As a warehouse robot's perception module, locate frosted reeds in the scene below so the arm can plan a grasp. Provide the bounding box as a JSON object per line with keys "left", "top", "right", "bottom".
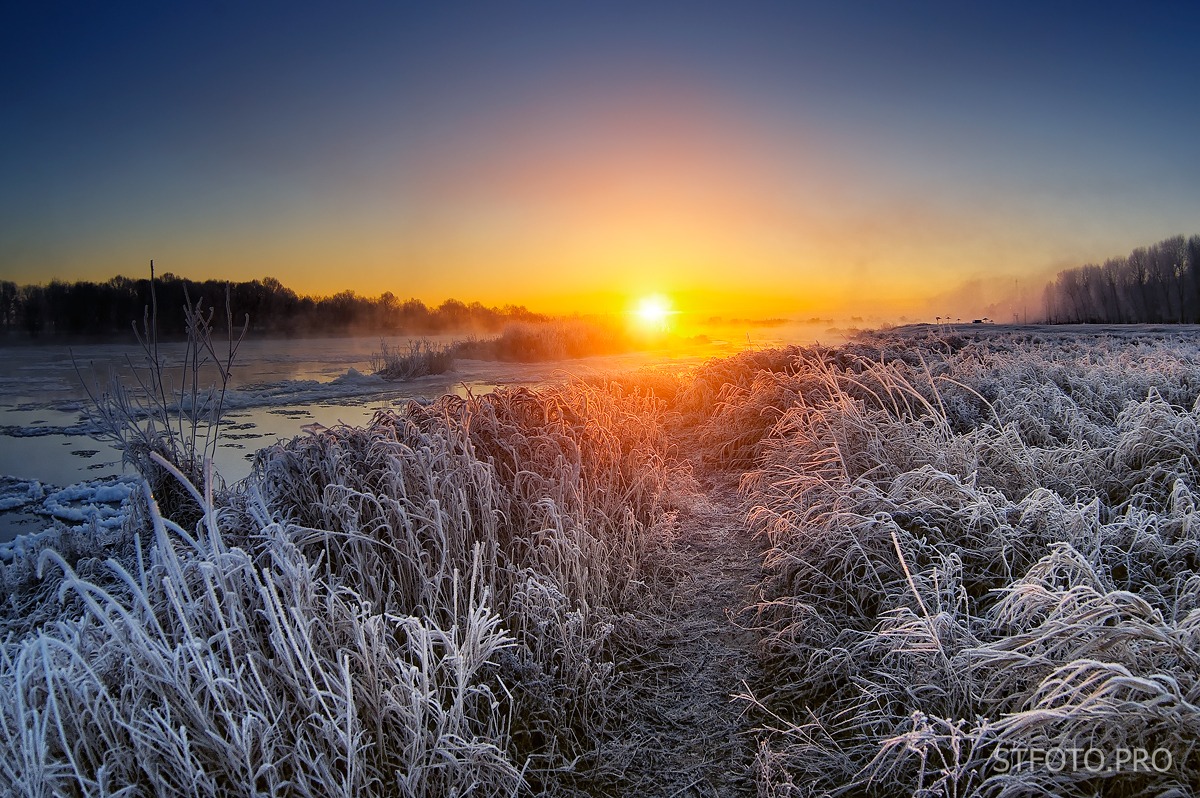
{"left": 734, "top": 327, "right": 1200, "bottom": 796}
{"left": 1, "top": 379, "right": 691, "bottom": 796}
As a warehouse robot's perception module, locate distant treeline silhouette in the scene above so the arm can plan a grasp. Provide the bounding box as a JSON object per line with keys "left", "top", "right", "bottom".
{"left": 0, "top": 273, "right": 547, "bottom": 338}
{"left": 1043, "top": 234, "right": 1200, "bottom": 324}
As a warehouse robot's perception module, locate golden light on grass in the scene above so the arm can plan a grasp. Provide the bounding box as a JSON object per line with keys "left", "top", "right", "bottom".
{"left": 633, "top": 294, "right": 673, "bottom": 332}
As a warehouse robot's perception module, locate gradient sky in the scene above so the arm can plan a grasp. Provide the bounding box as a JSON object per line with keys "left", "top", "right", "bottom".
{"left": 3, "top": 1, "right": 1198, "bottom": 319}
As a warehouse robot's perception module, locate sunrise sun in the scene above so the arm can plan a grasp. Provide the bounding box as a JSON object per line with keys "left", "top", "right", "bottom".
{"left": 634, "top": 294, "right": 673, "bottom": 331}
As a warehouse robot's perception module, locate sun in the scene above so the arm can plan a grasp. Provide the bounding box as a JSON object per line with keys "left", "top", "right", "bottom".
{"left": 634, "top": 294, "right": 673, "bottom": 331}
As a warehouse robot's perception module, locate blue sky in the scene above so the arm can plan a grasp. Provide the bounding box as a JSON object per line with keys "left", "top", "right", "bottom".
{"left": 3, "top": 1, "right": 1198, "bottom": 317}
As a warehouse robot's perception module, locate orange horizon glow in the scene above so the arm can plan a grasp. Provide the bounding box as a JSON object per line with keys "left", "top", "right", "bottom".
{"left": 0, "top": 83, "right": 1132, "bottom": 324}
{"left": 0, "top": 79, "right": 1154, "bottom": 327}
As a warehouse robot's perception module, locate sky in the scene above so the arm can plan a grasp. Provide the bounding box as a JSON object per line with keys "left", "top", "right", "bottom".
{"left": 2, "top": 1, "right": 1199, "bottom": 320}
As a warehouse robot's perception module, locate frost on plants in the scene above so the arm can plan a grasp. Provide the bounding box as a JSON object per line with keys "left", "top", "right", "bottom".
{"left": 6, "top": 325, "right": 1200, "bottom": 797}
{"left": 1, "top": 375, "right": 692, "bottom": 796}
{"left": 77, "top": 268, "right": 247, "bottom": 524}
{"left": 738, "top": 328, "right": 1200, "bottom": 797}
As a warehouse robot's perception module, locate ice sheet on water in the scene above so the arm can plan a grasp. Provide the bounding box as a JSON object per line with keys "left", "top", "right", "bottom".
{"left": 219, "top": 368, "right": 399, "bottom": 410}
{"left": 0, "top": 474, "right": 139, "bottom": 547}
{"left": 0, "top": 368, "right": 408, "bottom": 441}
{"left": 0, "top": 477, "right": 46, "bottom": 511}
{"left": 0, "top": 420, "right": 98, "bottom": 438}
{"left": 44, "top": 476, "right": 137, "bottom": 528}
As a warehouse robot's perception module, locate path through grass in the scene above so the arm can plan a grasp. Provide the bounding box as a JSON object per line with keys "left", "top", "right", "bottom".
{"left": 608, "top": 454, "right": 764, "bottom": 797}
{"left": 658, "top": 474, "right": 763, "bottom": 796}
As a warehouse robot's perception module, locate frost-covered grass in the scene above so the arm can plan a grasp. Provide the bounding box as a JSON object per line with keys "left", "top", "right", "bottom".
{"left": 0, "top": 380, "right": 690, "bottom": 796}
{"left": 368, "top": 320, "right": 640, "bottom": 381}
{"left": 368, "top": 338, "right": 456, "bottom": 379}
{"left": 78, "top": 282, "right": 246, "bottom": 526}
{"left": 456, "top": 319, "right": 638, "bottom": 362}
{"left": 729, "top": 327, "right": 1200, "bottom": 796}
{"left": 6, "top": 324, "right": 1200, "bottom": 796}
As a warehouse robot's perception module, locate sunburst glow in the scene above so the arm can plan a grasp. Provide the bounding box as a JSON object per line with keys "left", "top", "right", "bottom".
{"left": 634, "top": 295, "right": 673, "bottom": 331}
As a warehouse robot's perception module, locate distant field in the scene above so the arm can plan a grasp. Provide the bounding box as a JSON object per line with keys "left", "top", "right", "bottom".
{"left": 3, "top": 325, "right": 1199, "bottom": 796}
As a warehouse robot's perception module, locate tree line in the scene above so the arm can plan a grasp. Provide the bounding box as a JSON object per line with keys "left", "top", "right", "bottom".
{"left": 1043, "top": 234, "right": 1200, "bottom": 324}
{"left": 0, "top": 273, "right": 547, "bottom": 338}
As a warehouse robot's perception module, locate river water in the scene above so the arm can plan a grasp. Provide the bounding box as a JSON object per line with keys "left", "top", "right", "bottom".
{"left": 0, "top": 323, "right": 847, "bottom": 541}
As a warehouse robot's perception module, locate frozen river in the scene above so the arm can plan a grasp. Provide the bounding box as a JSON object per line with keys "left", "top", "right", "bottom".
{"left": 1, "top": 334, "right": 488, "bottom": 487}
{"left": 0, "top": 324, "right": 843, "bottom": 541}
